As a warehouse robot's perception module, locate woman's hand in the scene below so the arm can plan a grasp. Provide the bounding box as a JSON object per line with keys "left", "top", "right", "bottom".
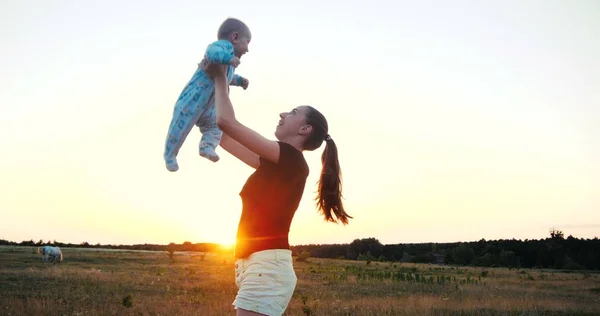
{"left": 205, "top": 63, "right": 228, "bottom": 82}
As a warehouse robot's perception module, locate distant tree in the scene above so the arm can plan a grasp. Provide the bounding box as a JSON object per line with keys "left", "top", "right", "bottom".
{"left": 444, "top": 251, "right": 453, "bottom": 264}
{"left": 452, "top": 244, "right": 475, "bottom": 265}
{"left": 20, "top": 240, "right": 35, "bottom": 246}
{"left": 410, "top": 253, "right": 436, "bottom": 264}
{"left": 550, "top": 229, "right": 564, "bottom": 240}
{"left": 481, "top": 243, "right": 499, "bottom": 256}
{"left": 499, "top": 250, "right": 517, "bottom": 267}
{"left": 473, "top": 253, "right": 497, "bottom": 267}
{"left": 350, "top": 238, "right": 384, "bottom": 258}
{"left": 562, "top": 256, "right": 585, "bottom": 270}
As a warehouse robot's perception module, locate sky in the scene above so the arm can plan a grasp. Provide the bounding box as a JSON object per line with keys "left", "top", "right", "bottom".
{"left": 1, "top": 0, "right": 599, "bottom": 247}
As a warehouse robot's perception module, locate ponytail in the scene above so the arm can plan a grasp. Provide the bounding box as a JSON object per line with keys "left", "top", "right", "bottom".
{"left": 303, "top": 105, "right": 352, "bottom": 225}
{"left": 316, "top": 138, "right": 352, "bottom": 225}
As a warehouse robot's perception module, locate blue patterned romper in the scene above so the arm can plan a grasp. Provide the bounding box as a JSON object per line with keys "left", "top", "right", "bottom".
{"left": 163, "top": 40, "right": 245, "bottom": 171}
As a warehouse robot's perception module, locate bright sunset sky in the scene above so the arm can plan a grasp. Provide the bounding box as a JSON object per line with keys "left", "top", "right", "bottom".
{"left": 1, "top": 0, "right": 598, "bottom": 247}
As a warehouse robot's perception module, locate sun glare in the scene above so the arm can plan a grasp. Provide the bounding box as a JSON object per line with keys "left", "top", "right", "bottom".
{"left": 219, "top": 242, "right": 235, "bottom": 251}
{"left": 207, "top": 233, "right": 236, "bottom": 250}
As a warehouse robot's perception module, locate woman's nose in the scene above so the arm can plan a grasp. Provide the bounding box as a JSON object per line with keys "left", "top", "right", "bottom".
{"left": 279, "top": 112, "right": 286, "bottom": 118}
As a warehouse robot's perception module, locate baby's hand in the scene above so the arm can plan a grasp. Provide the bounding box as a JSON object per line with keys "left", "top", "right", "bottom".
{"left": 241, "top": 78, "right": 249, "bottom": 90}
{"left": 229, "top": 56, "right": 241, "bottom": 68}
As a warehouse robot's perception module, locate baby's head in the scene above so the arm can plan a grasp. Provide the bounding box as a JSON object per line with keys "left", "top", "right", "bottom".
{"left": 218, "top": 17, "right": 251, "bottom": 58}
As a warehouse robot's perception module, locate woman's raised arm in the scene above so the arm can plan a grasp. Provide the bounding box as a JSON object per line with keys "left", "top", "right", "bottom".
{"left": 208, "top": 64, "right": 281, "bottom": 164}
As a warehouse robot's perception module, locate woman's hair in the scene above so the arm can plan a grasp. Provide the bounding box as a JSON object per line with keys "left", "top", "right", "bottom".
{"left": 303, "top": 106, "right": 352, "bottom": 225}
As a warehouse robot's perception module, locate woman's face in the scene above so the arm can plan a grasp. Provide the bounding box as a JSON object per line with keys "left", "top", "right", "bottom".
{"left": 275, "top": 106, "right": 311, "bottom": 141}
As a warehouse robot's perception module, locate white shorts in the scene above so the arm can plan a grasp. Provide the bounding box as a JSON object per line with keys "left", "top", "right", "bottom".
{"left": 233, "top": 249, "right": 297, "bottom": 316}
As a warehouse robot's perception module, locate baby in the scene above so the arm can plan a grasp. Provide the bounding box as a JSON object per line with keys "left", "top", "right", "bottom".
{"left": 163, "top": 17, "right": 251, "bottom": 172}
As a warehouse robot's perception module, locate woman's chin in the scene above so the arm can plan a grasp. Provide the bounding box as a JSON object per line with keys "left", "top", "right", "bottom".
{"left": 274, "top": 129, "right": 283, "bottom": 140}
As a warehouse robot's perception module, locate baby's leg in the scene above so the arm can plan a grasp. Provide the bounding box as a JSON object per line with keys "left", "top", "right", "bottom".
{"left": 196, "top": 105, "right": 223, "bottom": 162}
{"left": 164, "top": 94, "right": 205, "bottom": 171}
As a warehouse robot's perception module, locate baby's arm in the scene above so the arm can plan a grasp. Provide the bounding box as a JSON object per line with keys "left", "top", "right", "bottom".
{"left": 230, "top": 74, "right": 243, "bottom": 86}
{"left": 204, "top": 40, "right": 235, "bottom": 65}
{"left": 230, "top": 74, "right": 249, "bottom": 90}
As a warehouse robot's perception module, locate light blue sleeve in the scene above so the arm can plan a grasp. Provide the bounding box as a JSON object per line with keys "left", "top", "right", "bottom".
{"left": 204, "top": 40, "right": 234, "bottom": 64}
{"left": 230, "top": 74, "right": 244, "bottom": 86}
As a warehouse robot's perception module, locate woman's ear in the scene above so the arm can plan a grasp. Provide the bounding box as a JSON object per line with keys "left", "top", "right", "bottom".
{"left": 299, "top": 124, "right": 313, "bottom": 136}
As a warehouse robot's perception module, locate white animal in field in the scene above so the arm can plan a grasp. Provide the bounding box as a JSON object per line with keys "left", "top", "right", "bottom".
{"left": 37, "top": 246, "right": 63, "bottom": 264}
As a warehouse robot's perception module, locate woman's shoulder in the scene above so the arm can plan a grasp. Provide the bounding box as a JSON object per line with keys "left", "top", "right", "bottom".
{"left": 277, "top": 141, "right": 302, "bottom": 158}
{"left": 276, "top": 141, "right": 309, "bottom": 174}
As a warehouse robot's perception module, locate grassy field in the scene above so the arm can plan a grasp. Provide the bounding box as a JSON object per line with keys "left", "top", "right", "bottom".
{"left": 1, "top": 246, "right": 599, "bottom": 315}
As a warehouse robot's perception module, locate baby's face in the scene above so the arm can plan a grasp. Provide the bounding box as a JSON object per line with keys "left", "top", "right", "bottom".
{"left": 233, "top": 31, "right": 251, "bottom": 57}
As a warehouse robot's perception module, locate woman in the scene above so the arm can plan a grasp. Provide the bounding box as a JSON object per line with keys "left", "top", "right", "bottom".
{"left": 206, "top": 64, "right": 352, "bottom": 316}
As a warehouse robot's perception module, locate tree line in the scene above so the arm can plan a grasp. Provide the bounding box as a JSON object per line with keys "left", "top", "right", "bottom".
{"left": 291, "top": 230, "right": 600, "bottom": 270}
{"left": 2, "top": 230, "right": 598, "bottom": 270}
{"left": 0, "top": 239, "right": 228, "bottom": 254}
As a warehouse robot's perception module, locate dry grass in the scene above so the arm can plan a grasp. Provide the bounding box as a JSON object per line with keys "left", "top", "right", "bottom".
{"left": 1, "top": 246, "right": 599, "bottom": 315}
